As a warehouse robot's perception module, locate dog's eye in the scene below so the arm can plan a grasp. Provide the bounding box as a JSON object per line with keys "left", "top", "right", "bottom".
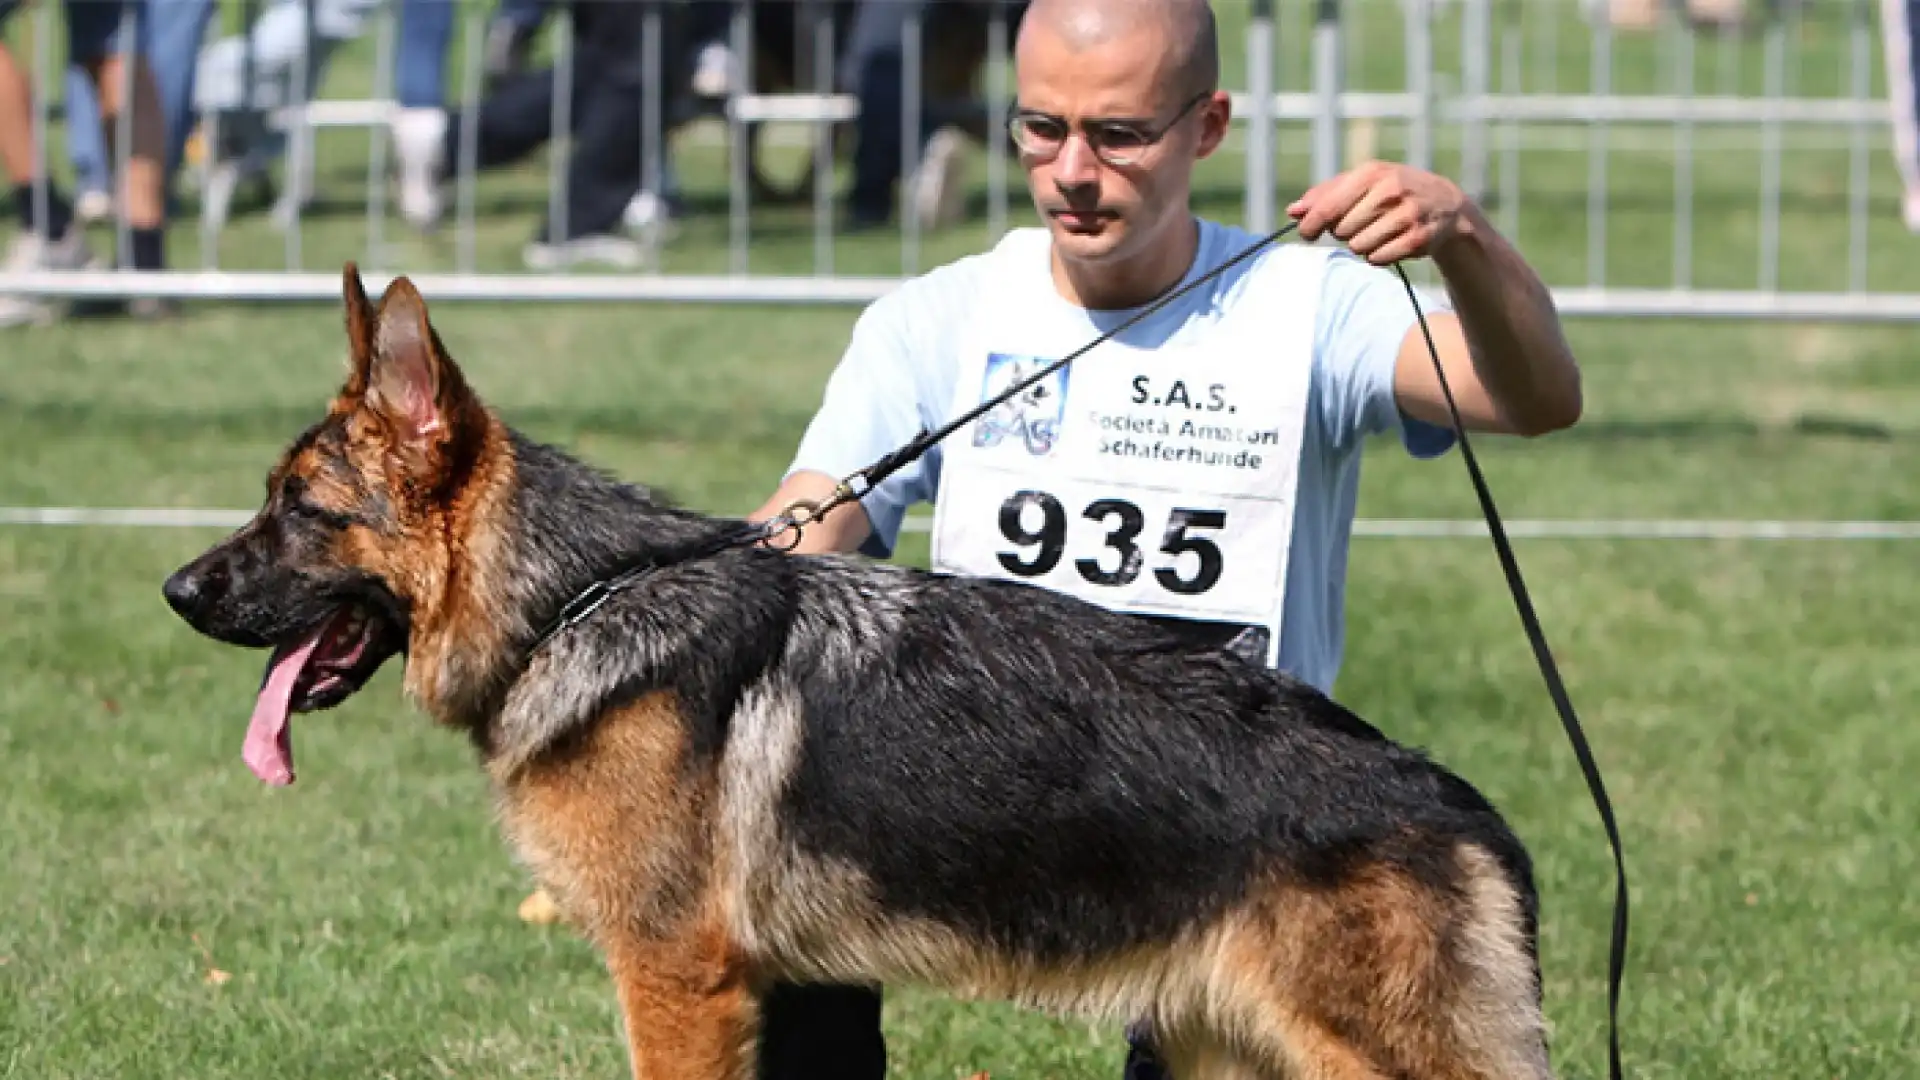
{"left": 279, "top": 477, "right": 349, "bottom": 528}
{"left": 279, "top": 477, "right": 314, "bottom": 513}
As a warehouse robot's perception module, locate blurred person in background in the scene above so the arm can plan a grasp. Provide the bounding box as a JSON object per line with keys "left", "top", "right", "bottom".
{"left": 388, "top": 0, "right": 457, "bottom": 231}
{"left": 63, "top": 0, "right": 212, "bottom": 222}
{"left": 0, "top": 0, "right": 172, "bottom": 326}
{"left": 408, "top": 0, "right": 704, "bottom": 267}
{"left": 149, "top": 0, "right": 217, "bottom": 209}
{"left": 841, "top": 0, "right": 1030, "bottom": 231}
{"left": 62, "top": 65, "right": 113, "bottom": 223}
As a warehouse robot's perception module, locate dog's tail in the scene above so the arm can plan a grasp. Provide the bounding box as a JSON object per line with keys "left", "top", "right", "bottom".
{"left": 1442, "top": 839, "right": 1555, "bottom": 1080}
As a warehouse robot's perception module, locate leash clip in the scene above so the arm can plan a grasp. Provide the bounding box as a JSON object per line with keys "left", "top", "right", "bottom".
{"left": 764, "top": 479, "right": 865, "bottom": 552}
{"left": 759, "top": 499, "right": 817, "bottom": 552}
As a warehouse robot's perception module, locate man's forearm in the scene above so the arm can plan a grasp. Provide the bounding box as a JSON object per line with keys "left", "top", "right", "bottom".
{"left": 1431, "top": 205, "right": 1583, "bottom": 435}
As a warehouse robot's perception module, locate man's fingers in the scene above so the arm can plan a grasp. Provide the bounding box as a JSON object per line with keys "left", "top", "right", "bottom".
{"left": 1284, "top": 179, "right": 1327, "bottom": 220}
{"left": 1345, "top": 201, "right": 1419, "bottom": 260}
{"left": 1330, "top": 183, "right": 1395, "bottom": 242}
{"left": 1287, "top": 168, "right": 1369, "bottom": 238}
{"left": 1365, "top": 222, "right": 1432, "bottom": 266}
{"left": 1286, "top": 185, "right": 1332, "bottom": 238}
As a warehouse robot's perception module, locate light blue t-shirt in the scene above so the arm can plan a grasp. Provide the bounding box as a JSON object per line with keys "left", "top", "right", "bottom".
{"left": 787, "top": 217, "right": 1456, "bottom": 694}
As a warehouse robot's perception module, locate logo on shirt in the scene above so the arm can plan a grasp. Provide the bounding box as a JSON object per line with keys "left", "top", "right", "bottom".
{"left": 972, "top": 351, "right": 1069, "bottom": 457}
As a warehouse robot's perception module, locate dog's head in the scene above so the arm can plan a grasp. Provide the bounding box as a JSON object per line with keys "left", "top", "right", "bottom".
{"left": 162, "top": 263, "right": 491, "bottom": 785}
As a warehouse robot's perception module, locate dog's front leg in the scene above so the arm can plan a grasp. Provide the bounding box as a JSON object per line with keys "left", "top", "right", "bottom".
{"left": 605, "top": 934, "right": 758, "bottom": 1080}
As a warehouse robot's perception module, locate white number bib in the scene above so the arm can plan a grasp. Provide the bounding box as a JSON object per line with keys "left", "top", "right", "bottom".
{"left": 929, "top": 241, "right": 1331, "bottom": 664}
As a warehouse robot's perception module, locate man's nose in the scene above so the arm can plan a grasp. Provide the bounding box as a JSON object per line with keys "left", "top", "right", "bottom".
{"left": 1053, "top": 133, "right": 1101, "bottom": 185}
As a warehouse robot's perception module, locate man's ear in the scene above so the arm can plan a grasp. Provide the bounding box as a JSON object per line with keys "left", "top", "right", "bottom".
{"left": 341, "top": 261, "right": 376, "bottom": 398}
{"left": 365, "top": 275, "right": 467, "bottom": 471}
{"left": 1195, "top": 90, "right": 1233, "bottom": 160}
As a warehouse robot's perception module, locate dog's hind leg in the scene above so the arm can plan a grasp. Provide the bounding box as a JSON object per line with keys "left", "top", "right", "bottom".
{"left": 1198, "top": 841, "right": 1551, "bottom": 1080}
{"left": 1240, "top": 844, "right": 1552, "bottom": 1080}
{"left": 1155, "top": 1012, "right": 1393, "bottom": 1080}
{"left": 605, "top": 935, "right": 758, "bottom": 1080}
{"left": 1154, "top": 1033, "right": 1280, "bottom": 1080}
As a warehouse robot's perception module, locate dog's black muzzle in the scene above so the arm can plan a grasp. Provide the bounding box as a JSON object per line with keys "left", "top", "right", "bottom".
{"left": 161, "top": 533, "right": 290, "bottom": 648}
{"left": 162, "top": 556, "right": 225, "bottom": 627}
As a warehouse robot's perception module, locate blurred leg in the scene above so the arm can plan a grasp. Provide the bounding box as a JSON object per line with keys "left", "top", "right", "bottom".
{"left": 71, "top": 0, "right": 165, "bottom": 244}
{"left": 64, "top": 66, "right": 112, "bottom": 215}
{"left": 0, "top": 3, "right": 99, "bottom": 326}
{"left": 393, "top": 0, "right": 455, "bottom": 227}
{"left": 145, "top": 0, "right": 217, "bottom": 204}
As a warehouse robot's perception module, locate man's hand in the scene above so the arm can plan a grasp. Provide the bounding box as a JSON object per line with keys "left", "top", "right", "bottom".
{"left": 1286, "top": 160, "right": 1583, "bottom": 438}
{"left": 1285, "top": 160, "right": 1473, "bottom": 266}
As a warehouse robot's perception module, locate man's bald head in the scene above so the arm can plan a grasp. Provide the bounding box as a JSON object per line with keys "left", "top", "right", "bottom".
{"left": 1018, "top": 0, "right": 1220, "bottom": 100}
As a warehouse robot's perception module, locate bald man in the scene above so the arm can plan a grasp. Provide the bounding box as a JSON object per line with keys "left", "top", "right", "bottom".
{"left": 763, "top": 0, "right": 1583, "bottom": 1075}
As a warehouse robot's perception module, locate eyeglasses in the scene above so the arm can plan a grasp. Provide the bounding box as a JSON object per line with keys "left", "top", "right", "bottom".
{"left": 1006, "top": 91, "right": 1210, "bottom": 168}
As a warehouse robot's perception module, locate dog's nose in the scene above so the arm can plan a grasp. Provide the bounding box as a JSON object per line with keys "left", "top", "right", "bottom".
{"left": 162, "top": 563, "right": 226, "bottom": 622}
{"left": 162, "top": 568, "right": 203, "bottom": 619}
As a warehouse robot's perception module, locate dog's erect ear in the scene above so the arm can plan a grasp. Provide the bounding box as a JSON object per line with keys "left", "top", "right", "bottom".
{"left": 365, "top": 275, "right": 471, "bottom": 471}
{"left": 341, "top": 261, "right": 376, "bottom": 397}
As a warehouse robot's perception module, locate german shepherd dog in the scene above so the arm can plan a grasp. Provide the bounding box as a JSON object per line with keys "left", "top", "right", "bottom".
{"left": 161, "top": 266, "right": 1553, "bottom": 1080}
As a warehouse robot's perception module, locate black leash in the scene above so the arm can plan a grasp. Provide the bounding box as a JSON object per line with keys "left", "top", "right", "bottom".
{"left": 1392, "top": 262, "right": 1627, "bottom": 1080}
{"left": 527, "top": 223, "right": 1628, "bottom": 1080}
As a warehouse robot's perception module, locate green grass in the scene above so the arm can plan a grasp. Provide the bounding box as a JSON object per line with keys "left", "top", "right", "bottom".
{"left": 4, "top": 1, "right": 1920, "bottom": 1077}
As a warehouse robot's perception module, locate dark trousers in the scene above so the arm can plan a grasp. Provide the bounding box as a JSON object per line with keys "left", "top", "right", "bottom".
{"left": 440, "top": 1, "right": 684, "bottom": 241}
{"left": 841, "top": 0, "right": 929, "bottom": 222}
{"left": 841, "top": 0, "right": 1027, "bottom": 223}
{"left": 753, "top": 984, "right": 1171, "bottom": 1078}
{"left": 756, "top": 984, "right": 887, "bottom": 1080}
{"left": 442, "top": 65, "right": 642, "bottom": 241}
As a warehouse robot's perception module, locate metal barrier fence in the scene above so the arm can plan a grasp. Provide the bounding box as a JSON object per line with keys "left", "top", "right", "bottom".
{"left": 0, "top": 0, "right": 1916, "bottom": 318}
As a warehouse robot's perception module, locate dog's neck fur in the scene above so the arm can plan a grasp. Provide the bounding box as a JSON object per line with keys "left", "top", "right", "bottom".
{"left": 406, "top": 421, "right": 729, "bottom": 745}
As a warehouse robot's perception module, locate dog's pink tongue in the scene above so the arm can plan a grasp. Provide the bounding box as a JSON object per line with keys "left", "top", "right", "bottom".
{"left": 244, "top": 632, "right": 321, "bottom": 786}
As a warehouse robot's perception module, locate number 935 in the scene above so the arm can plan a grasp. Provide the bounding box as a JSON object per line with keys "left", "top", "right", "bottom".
{"left": 996, "top": 489, "right": 1226, "bottom": 595}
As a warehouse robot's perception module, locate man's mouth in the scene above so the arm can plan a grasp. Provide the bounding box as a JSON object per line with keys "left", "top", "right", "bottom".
{"left": 1050, "top": 208, "right": 1117, "bottom": 233}
{"left": 243, "top": 604, "right": 401, "bottom": 786}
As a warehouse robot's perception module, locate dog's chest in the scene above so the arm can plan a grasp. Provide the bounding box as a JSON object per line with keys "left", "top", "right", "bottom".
{"left": 491, "top": 691, "right": 719, "bottom": 939}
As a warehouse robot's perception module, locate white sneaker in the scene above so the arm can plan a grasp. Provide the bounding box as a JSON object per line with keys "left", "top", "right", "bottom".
{"left": 522, "top": 234, "right": 646, "bottom": 271}
{"left": 74, "top": 189, "right": 114, "bottom": 225}
{"left": 0, "top": 228, "right": 102, "bottom": 328}
{"left": 391, "top": 107, "right": 447, "bottom": 231}
{"left": 622, "top": 189, "right": 682, "bottom": 247}
{"left": 692, "top": 42, "right": 735, "bottom": 99}
{"left": 1903, "top": 188, "right": 1920, "bottom": 234}
{"left": 909, "top": 126, "right": 971, "bottom": 231}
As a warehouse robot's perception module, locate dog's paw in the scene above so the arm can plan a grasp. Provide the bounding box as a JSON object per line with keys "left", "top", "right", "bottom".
{"left": 517, "top": 887, "right": 564, "bottom": 926}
